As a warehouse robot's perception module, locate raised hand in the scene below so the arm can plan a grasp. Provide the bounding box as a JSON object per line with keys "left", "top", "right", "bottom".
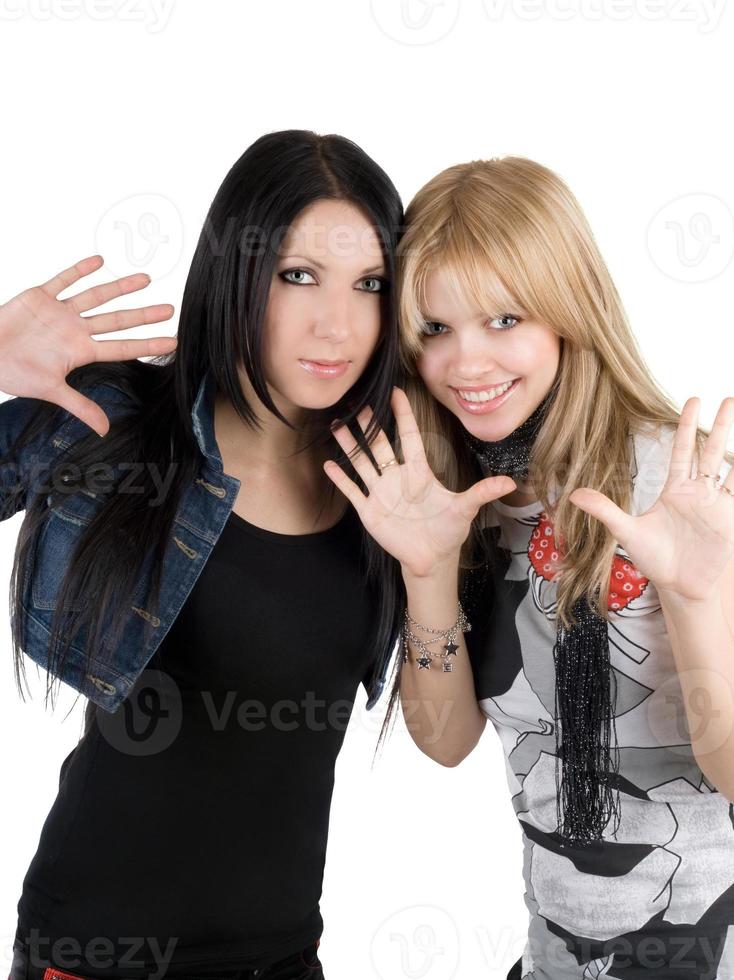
{"left": 323, "top": 387, "right": 516, "bottom": 578}
{"left": 0, "top": 254, "right": 177, "bottom": 436}
{"left": 568, "top": 396, "right": 734, "bottom": 601}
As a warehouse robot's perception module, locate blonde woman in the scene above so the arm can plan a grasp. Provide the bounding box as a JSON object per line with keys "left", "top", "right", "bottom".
{"left": 325, "top": 158, "right": 734, "bottom": 979}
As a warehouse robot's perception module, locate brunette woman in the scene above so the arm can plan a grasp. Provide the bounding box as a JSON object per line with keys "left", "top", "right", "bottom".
{"left": 1, "top": 129, "right": 404, "bottom": 980}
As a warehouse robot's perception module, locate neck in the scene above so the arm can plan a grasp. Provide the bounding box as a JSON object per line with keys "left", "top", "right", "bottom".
{"left": 461, "top": 387, "right": 556, "bottom": 484}
{"left": 214, "top": 370, "right": 323, "bottom": 471}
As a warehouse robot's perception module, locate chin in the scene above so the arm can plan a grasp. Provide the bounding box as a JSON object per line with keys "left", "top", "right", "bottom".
{"left": 303, "top": 386, "right": 352, "bottom": 409}
{"left": 464, "top": 420, "right": 515, "bottom": 443}
{"left": 442, "top": 399, "right": 526, "bottom": 444}
{"left": 278, "top": 385, "right": 350, "bottom": 413}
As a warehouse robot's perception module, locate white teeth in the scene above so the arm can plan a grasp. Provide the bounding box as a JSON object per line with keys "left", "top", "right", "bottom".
{"left": 458, "top": 380, "right": 514, "bottom": 402}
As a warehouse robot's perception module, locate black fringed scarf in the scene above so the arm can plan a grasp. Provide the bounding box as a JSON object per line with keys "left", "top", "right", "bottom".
{"left": 462, "top": 392, "right": 622, "bottom": 846}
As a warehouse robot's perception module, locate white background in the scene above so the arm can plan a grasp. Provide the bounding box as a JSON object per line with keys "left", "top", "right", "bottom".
{"left": 1, "top": 2, "right": 733, "bottom": 978}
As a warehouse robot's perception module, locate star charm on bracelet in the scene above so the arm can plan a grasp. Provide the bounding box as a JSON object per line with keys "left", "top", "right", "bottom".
{"left": 402, "top": 603, "right": 470, "bottom": 671}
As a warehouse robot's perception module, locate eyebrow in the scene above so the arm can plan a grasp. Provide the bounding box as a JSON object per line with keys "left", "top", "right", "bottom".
{"left": 279, "top": 254, "right": 387, "bottom": 276}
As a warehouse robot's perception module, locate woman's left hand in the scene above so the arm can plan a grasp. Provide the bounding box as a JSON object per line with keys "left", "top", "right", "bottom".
{"left": 323, "top": 387, "right": 515, "bottom": 578}
{"left": 568, "top": 396, "right": 734, "bottom": 601}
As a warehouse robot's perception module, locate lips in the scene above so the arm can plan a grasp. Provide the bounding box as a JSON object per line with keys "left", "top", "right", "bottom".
{"left": 298, "top": 359, "right": 350, "bottom": 379}
{"left": 451, "top": 377, "right": 521, "bottom": 414}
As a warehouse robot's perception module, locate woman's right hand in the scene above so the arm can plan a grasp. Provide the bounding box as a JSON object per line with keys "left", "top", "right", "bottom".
{"left": 324, "top": 387, "right": 516, "bottom": 579}
{"left": 0, "top": 253, "right": 177, "bottom": 436}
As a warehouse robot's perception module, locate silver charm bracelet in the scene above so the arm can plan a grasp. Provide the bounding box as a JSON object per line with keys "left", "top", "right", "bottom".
{"left": 402, "top": 602, "right": 471, "bottom": 672}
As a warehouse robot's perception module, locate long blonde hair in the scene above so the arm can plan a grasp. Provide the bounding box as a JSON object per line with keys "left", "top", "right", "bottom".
{"left": 396, "top": 156, "right": 731, "bottom": 631}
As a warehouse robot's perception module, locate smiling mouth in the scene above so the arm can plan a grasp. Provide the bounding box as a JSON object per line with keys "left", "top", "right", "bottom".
{"left": 452, "top": 379, "right": 520, "bottom": 400}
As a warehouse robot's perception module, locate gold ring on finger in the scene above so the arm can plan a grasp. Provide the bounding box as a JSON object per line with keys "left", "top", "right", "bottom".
{"left": 378, "top": 459, "right": 398, "bottom": 471}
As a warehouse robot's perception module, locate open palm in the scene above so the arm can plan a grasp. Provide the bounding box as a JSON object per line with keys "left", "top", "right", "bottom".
{"left": 569, "top": 396, "right": 734, "bottom": 601}
{"left": 324, "top": 387, "right": 516, "bottom": 577}
{"left": 0, "top": 254, "right": 176, "bottom": 435}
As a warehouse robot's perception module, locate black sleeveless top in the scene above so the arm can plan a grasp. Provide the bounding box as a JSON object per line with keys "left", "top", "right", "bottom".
{"left": 16, "top": 503, "right": 378, "bottom": 977}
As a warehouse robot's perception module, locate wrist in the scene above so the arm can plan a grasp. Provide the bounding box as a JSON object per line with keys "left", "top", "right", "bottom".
{"left": 657, "top": 584, "right": 723, "bottom": 612}
{"left": 401, "top": 555, "right": 460, "bottom": 584}
{"left": 401, "top": 557, "right": 459, "bottom": 594}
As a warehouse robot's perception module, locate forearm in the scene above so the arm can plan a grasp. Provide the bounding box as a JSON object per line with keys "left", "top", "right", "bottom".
{"left": 399, "top": 560, "right": 486, "bottom": 767}
{"left": 657, "top": 585, "right": 734, "bottom": 801}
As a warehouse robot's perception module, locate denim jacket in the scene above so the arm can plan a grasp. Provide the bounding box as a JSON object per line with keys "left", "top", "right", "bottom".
{"left": 0, "top": 371, "right": 388, "bottom": 713}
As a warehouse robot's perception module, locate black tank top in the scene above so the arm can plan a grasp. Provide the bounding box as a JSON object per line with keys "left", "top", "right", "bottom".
{"left": 16, "top": 503, "right": 378, "bottom": 977}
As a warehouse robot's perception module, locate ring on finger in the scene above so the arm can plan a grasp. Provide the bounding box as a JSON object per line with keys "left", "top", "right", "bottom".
{"left": 378, "top": 459, "right": 398, "bottom": 471}
{"left": 697, "top": 471, "right": 734, "bottom": 496}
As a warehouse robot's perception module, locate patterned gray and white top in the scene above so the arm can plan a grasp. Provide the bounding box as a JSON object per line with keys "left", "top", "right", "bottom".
{"left": 466, "top": 423, "right": 734, "bottom": 979}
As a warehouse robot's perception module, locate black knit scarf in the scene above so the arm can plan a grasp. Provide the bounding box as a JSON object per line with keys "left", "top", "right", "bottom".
{"left": 462, "top": 391, "right": 622, "bottom": 846}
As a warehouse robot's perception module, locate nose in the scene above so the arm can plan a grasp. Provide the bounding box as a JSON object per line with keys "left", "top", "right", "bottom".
{"left": 312, "top": 288, "right": 352, "bottom": 343}
{"left": 453, "top": 332, "right": 500, "bottom": 380}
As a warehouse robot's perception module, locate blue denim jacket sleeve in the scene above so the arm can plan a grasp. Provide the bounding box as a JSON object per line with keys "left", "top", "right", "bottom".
{"left": 1, "top": 383, "right": 134, "bottom": 522}
{"left": 0, "top": 394, "right": 60, "bottom": 520}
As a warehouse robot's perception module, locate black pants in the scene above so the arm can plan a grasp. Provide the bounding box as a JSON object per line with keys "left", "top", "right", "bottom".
{"left": 7, "top": 939, "right": 324, "bottom": 980}
{"left": 507, "top": 955, "right": 522, "bottom": 979}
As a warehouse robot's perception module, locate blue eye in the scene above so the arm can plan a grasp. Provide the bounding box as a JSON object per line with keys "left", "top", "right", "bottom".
{"left": 489, "top": 314, "right": 520, "bottom": 330}
{"left": 420, "top": 321, "right": 447, "bottom": 337}
{"left": 280, "top": 269, "right": 317, "bottom": 285}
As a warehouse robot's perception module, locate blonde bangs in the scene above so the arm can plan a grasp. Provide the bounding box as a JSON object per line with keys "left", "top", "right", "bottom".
{"left": 398, "top": 207, "right": 531, "bottom": 368}
{"left": 434, "top": 240, "right": 528, "bottom": 319}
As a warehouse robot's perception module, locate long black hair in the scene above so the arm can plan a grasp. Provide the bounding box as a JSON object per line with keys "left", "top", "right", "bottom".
{"left": 3, "top": 130, "right": 407, "bottom": 753}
